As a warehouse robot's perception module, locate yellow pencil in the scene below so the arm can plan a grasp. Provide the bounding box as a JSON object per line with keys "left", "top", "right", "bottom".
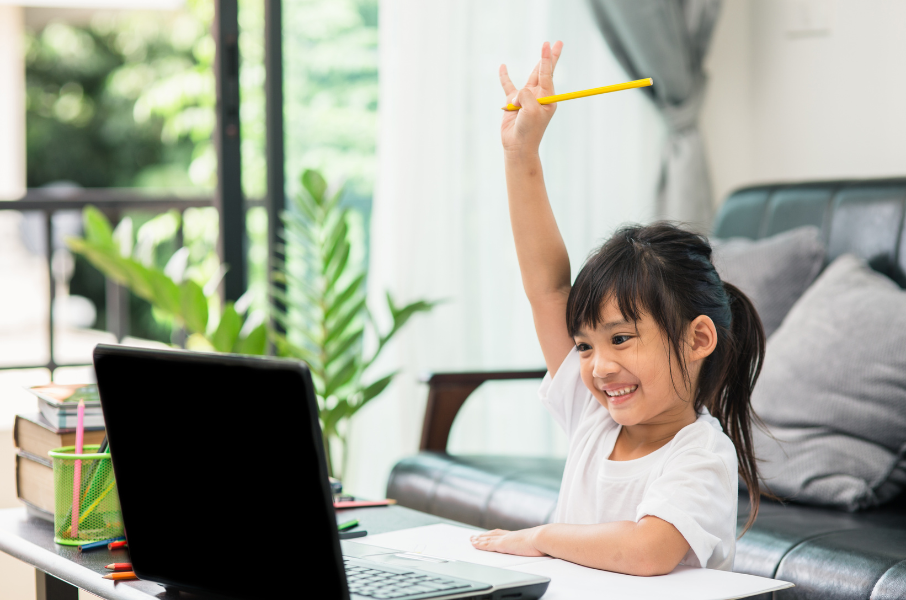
{"left": 502, "top": 77, "right": 653, "bottom": 111}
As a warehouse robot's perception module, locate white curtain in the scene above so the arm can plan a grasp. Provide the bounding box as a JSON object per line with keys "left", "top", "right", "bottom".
{"left": 345, "top": 0, "right": 666, "bottom": 498}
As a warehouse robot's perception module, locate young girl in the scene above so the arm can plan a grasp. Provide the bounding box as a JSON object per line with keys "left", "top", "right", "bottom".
{"left": 470, "top": 41, "right": 766, "bottom": 576}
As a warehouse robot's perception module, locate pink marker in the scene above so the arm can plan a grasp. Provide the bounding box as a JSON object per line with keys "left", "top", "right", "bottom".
{"left": 71, "top": 399, "right": 85, "bottom": 539}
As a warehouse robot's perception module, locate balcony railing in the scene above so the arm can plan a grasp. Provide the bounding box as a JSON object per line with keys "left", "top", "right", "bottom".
{"left": 0, "top": 188, "right": 261, "bottom": 373}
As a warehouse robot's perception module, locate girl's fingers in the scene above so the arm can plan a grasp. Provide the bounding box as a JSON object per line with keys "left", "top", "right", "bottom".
{"left": 539, "top": 41, "right": 554, "bottom": 93}
{"left": 514, "top": 87, "right": 538, "bottom": 111}
{"left": 524, "top": 41, "right": 563, "bottom": 90}
{"left": 499, "top": 64, "right": 517, "bottom": 97}
{"left": 551, "top": 40, "right": 563, "bottom": 73}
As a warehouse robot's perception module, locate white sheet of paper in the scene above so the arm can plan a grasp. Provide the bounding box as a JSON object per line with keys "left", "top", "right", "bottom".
{"left": 508, "top": 559, "right": 794, "bottom": 600}
{"left": 362, "top": 524, "right": 793, "bottom": 600}
{"left": 361, "top": 524, "right": 552, "bottom": 568}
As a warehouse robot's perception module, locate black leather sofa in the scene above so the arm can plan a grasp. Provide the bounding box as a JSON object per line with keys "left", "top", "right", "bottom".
{"left": 388, "top": 178, "right": 906, "bottom": 599}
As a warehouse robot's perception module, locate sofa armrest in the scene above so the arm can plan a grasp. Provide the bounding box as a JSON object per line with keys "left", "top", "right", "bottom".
{"left": 418, "top": 369, "right": 547, "bottom": 451}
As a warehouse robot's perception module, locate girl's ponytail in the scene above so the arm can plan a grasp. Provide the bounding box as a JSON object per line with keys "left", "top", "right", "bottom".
{"left": 718, "top": 282, "right": 766, "bottom": 534}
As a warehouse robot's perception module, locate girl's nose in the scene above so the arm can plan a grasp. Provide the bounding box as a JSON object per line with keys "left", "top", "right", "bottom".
{"left": 592, "top": 355, "right": 619, "bottom": 379}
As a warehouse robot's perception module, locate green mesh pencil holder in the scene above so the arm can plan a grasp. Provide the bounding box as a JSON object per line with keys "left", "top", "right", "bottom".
{"left": 49, "top": 445, "right": 123, "bottom": 546}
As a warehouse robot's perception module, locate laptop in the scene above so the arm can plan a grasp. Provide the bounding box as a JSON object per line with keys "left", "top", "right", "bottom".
{"left": 93, "top": 344, "right": 549, "bottom": 600}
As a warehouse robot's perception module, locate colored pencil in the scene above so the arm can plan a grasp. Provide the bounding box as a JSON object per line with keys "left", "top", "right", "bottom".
{"left": 338, "top": 519, "right": 359, "bottom": 531}
{"left": 78, "top": 536, "right": 125, "bottom": 552}
{"left": 333, "top": 499, "right": 396, "bottom": 509}
{"left": 502, "top": 77, "right": 653, "bottom": 111}
{"left": 102, "top": 571, "right": 138, "bottom": 581}
{"left": 339, "top": 530, "right": 368, "bottom": 540}
{"left": 77, "top": 479, "right": 117, "bottom": 526}
{"left": 80, "top": 435, "right": 109, "bottom": 504}
{"left": 108, "top": 540, "right": 128, "bottom": 550}
{"left": 71, "top": 400, "right": 85, "bottom": 539}
{"left": 105, "top": 563, "right": 132, "bottom": 571}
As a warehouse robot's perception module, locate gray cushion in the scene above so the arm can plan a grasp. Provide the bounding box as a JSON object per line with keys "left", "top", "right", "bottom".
{"left": 711, "top": 226, "right": 825, "bottom": 338}
{"left": 751, "top": 254, "right": 906, "bottom": 510}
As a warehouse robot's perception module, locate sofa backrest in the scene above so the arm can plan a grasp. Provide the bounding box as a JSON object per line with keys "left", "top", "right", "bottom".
{"left": 712, "top": 178, "right": 906, "bottom": 288}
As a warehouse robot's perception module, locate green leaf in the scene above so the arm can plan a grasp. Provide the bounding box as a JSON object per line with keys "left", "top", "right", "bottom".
{"left": 282, "top": 225, "right": 316, "bottom": 248}
{"left": 322, "top": 214, "right": 348, "bottom": 273}
{"left": 324, "top": 327, "right": 363, "bottom": 369}
{"left": 323, "top": 398, "right": 349, "bottom": 437}
{"left": 290, "top": 195, "right": 319, "bottom": 227}
{"left": 211, "top": 303, "right": 242, "bottom": 353}
{"left": 302, "top": 169, "right": 328, "bottom": 205}
{"left": 365, "top": 297, "right": 440, "bottom": 370}
{"left": 233, "top": 323, "right": 267, "bottom": 355}
{"left": 82, "top": 206, "right": 114, "bottom": 248}
{"left": 354, "top": 372, "right": 397, "bottom": 411}
{"left": 180, "top": 280, "right": 208, "bottom": 334}
{"left": 391, "top": 300, "right": 439, "bottom": 332}
{"left": 323, "top": 183, "right": 345, "bottom": 215}
{"left": 68, "top": 240, "right": 131, "bottom": 286}
{"left": 272, "top": 311, "right": 321, "bottom": 344}
{"left": 324, "top": 296, "right": 366, "bottom": 347}
{"left": 324, "top": 355, "right": 359, "bottom": 398}
{"left": 147, "top": 269, "right": 181, "bottom": 316}
{"left": 325, "top": 274, "right": 365, "bottom": 321}
{"left": 325, "top": 242, "right": 351, "bottom": 291}
{"left": 271, "top": 332, "right": 322, "bottom": 370}
{"left": 120, "top": 260, "right": 156, "bottom": 302}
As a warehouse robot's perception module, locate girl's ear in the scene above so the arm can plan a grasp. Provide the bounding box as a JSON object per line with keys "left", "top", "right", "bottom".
{"left": 688, "top": 315, "right": 718, "bottom": 362}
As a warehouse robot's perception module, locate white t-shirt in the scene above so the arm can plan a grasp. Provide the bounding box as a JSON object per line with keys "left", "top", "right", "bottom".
{"left": 539, "top": 348, "right": 739, "bottom": 571}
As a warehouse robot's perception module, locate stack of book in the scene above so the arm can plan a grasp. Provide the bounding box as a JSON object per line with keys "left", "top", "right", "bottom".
{"left": 13, "top": 384, "right": 105, "bottom": 521}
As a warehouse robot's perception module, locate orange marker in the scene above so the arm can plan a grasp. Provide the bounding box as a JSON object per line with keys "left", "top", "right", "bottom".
{"left": 108, "top": 540, "right": 128, "bottom": 550}
{"left": 105, "top": 563, "right": 132, "bottom": 571}
{"left": 102, "top": 571, "right": 138, "bottom": 581}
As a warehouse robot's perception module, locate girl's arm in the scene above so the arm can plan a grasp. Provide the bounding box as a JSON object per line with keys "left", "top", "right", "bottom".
{"left": 499, "top": 42, "right": 575, "bottom": 376}
{"left": 472, "top": 517, "right": 691, "bottom": 577}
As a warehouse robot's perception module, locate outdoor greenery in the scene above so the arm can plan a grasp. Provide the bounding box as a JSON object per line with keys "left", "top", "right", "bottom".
{"left": 274, "top": 170, "right": 435, "bottom": 478}
{"left": 283, "top": 0, "right": 378, "bottom": 199}
{"left": 25, "top": 3, "right": 213, "bottom": 189}
{"left": 25, "top": 0, "right": 379, "bottom": 344}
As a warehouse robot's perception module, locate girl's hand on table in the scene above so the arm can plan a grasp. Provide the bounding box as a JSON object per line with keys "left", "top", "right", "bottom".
{"left": 470, "top": 527, "right": 547, "bottom": 557}
{"left": 499, "top": 41, "right": 563, "bottom": 156}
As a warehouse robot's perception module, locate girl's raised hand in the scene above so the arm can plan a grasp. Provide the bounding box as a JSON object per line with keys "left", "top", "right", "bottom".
{"left": 499, "top": 40, "right": 563, "bottom": 155}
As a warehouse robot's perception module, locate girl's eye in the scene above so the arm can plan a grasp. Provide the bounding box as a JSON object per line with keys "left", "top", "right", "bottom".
{"left": 612, "top": 335, "right": 631, "bottom": 346}
{"left": 575, "top": 343, "right": 592, "bottom": 352}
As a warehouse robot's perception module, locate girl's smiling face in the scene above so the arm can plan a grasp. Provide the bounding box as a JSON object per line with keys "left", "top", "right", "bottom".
{"left": 573, "top": 299, "right": 712, "bottom": 427}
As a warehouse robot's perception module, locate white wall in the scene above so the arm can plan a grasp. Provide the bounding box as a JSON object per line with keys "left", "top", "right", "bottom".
{"left": 0, "top": 4, "right": 25, "bottom": 199}
{"left": 702, "top": 0, "right": 906, "bottom": 204}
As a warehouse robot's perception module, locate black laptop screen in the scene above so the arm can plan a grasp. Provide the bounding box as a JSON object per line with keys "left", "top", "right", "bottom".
{"left": 93, "top": 344, "right": 348, "bottom": 599}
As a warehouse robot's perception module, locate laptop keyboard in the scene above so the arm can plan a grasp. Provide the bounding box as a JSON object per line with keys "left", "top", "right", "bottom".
{"left": 344, "top": 558, "right": 479, "bottom": 599}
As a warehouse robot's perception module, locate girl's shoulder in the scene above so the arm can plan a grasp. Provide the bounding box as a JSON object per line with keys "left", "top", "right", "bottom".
{"left": 669, "top": 410, "right": 738, "bottom": 463}
{"left": 659, "top": 412, "right": 739, "bottom": 494}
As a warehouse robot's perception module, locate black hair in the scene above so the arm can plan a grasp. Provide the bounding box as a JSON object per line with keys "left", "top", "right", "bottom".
{"left": 566, "top": 222, "right": 767, "bottom": 534}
